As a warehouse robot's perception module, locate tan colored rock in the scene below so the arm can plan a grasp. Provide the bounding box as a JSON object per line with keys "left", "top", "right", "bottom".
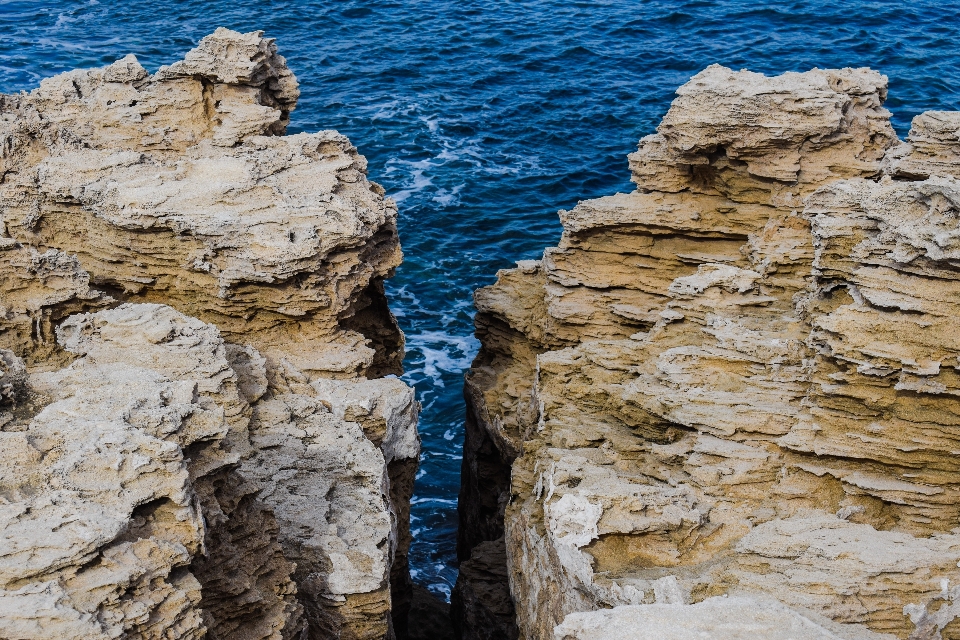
{"left": 1, "top": 27, "right": 417, "bottom": 640}
{"left": 0, "top": 348, "right": 25, "bottom": 411}
{"left": 553, "top": 596, "right": 895, "bottom": 640}
{"left": 0, "top": 300, "right": 418, "bottom": 639}
{"left": 0, "top": 246, "right": 110, "bottom": 368}
{"left": 0, "top": 304, "right": 303, "bottom": 639}
{"left": 652, "top": 65, "right": 892, "bottom": 185}
{"left": 1, "top": 27, "right": 403, "bottom": 380}
{"left": 451, "top": 538, "right": 519, "bottom": 640}
{"left": 884, "top": 112, "right": 960, "bottom": 180}
{"left": 460, "top": 64, "right": 960, "bottom": 640}
{"left": 241, "top": 373, "right": 419, "bottom": 640}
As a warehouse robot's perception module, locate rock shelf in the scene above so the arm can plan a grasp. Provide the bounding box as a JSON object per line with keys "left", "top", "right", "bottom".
{"left": 457, "top": 65, "right": 960, "bottom": 640}
{"left": 0, "top": 28, "right": 419, "bottom": 640}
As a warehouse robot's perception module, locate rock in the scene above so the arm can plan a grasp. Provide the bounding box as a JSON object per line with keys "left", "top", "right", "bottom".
{"left": 311, "top": 377, "right": 422, "bottom": 636}
{"left": 407, "top": 585, "right": 455, "bottom": 640}
{"left": 0, "top": 246, "right": 110, "bottom": 368}
{"left": 553, "top": 596, "right": 895, "bottom": 640}
{"left": 0, "top": 303, "right": 303, "bottom": 639}
{"left": 1, "top": 28, "right": 417, "bottom": 640}
{"left": 1, "top": 27, "right": 403, "bottom": 380}
{"left": 460, "top": 64, "right": 960, "bottom": 639}
{"left": 0, "top": 349, "right": 26, "bottom": 409}
{"left": 883, "top": 111, "right": 960, "bottom": 180}
{"left": 451, "top": 538, "right": 519, "bottom": 640}
{"left": 190, "top": 468, "right": 306, "bottom": 640}
{"left": 240, "top": 378, "right": 419, "bottom": 640}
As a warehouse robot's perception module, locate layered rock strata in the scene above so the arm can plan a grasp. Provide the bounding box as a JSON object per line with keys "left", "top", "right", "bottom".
{"left": 0, "top": 29, "right": 419, "bottom": 640}
{"left": 460, "top": 64, "right": 960, "bottom": 639}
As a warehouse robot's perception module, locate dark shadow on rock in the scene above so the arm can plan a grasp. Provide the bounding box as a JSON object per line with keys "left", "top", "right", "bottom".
{"left": 451, "top": 538, "right": 519, "bottom": 640}
{"left": 404, "top": 584, "right": 456, "bottom": 640}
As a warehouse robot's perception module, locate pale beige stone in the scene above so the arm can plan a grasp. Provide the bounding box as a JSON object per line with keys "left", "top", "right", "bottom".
{"left": 884, "top": 111, "right": 960, "bottom": 180}
{"left": 1, "top": 27, "right": 403, "bottom": 379}
{"left": 1, "top": 26, "right": 417, "bottom": 640}
{"left": 459, "top": 64, "right": 960, "bottom": 640}
{"left": 554, "top": 597, "right": 896, "bottom": 640}
{"left": 0, "top": 304, "right": 302, "bottom": 639}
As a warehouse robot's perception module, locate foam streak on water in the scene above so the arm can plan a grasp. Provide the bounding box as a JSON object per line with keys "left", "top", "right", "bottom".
{"left": 3, "top": 0, "right": 959, "bottom": 599}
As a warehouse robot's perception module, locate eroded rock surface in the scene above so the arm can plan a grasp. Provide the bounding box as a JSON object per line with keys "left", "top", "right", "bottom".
{"left": 1, "top": 26, "right": 403, "bottom": 379}
{"left": 553, "top": 596, "right": 893, "bottom": 640}
{"left": 459, "top": 64, "right": 960, "bottom": 639}
{"left": 1, "top": 29, "right": 418, "bottom": 640}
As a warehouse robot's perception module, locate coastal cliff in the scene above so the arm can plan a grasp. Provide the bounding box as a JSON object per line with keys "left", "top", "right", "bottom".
{"left": 0, "top": 29, "right": 419, "bottom": 640}
{"left": 458, "top": 65, "right": 960, "bottom": 639}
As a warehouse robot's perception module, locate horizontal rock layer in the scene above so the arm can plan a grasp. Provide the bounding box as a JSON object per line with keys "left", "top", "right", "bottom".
{"left": 460, "top": 64, "right": 960, "bottom": 640}
{"left": 1, "top": 28, "right": 419, "bottom": 640}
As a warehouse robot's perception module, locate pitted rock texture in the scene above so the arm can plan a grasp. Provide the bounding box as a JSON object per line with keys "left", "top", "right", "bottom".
{"left": 0, "top": 26, "right": 403, "bottom": 379}
{"left": 460, "top": 64, "right": 960, "bottom": 640}
{"left": 1, "top": 29, "right": 418, "bottom": 640}
{"left": 0, "top": 304, "right": 302, "bottom": 640}
{"left": 553, "top": 596, "right": 893, "bottom": 640}
{"left": 451, "top": 538, "right": 519, "bottom": 640}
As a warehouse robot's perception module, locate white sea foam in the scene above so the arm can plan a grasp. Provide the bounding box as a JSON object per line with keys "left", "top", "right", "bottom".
{"left": 431, "top": 583, "right": 452, "bottom": 599}
{"left": 402, "top": 330, "right": 479, "bottom": 392}
{"left": 411, "top": 496, "right": 458, "bottom": 505}
{"left": 420, "top": 452, "right": 463, "bottom": 461}
{"left": 406, "top": 330, "right": 480, "bottom": 368}
{"left": 370, "top": 99, "right": 421, "bottom": 121}
{"left": 433, "top": 183, "right": 464, "bottom": 207}
{"left": 374, "top": 101, "right": 539, "bottom": 209}
{"left": 386, "top": 284, "right": 423, "bottom": 318}
{"left": 387, "top": 160, "right": 436, "bottom": 203}
{"left": 54, "top": 13, "right": 77, "bottom": 28}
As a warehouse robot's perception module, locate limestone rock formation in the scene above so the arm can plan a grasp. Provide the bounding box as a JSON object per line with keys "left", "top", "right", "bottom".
{"left": 459, "top": 64, "right": 960, "bottom": 639}
{"left": 451, "top": 538, "right": 519, "bottom": 640}
{"left": 1, "top": 28, "right": 418, "bottom": 640}
{"left": 0, "top": 26, "right": 403, "bottom": 379}
{"left": 553, "top": 596, "right": 893, "bottom": 640}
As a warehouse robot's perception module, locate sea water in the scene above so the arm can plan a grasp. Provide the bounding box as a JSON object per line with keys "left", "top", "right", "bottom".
{"left": 3, "top": 0, "right": 959, "bottom": 600}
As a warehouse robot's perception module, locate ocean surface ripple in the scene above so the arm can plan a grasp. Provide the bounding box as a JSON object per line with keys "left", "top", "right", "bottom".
{"left": 3, "top": 0, "right": 958, "bottom": 599}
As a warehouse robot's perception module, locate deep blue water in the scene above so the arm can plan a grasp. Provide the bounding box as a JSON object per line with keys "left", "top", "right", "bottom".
{"left": 3, "top": 0, "right": 959, "bottom": 600}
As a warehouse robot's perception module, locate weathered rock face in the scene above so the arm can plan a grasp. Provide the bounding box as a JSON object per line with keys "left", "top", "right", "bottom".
{"left": 0, "top": 304, "right": 297, "bottom": 640}
{"left": 553, "top": 596, "right": 894, "bottom": 640}
{"left": 0, "top": 29, "right": 418, "bottom": 640}
{"left": 0, "top": 27, "right": 402, "bottom": 378}
{"left": 459, "top": 64, "right": 960, "bottom": 639}
{"left": 451, "top": 538, "right": 519, "bottom": 640}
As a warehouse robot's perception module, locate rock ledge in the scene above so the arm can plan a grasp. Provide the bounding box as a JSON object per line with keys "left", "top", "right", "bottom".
{"left": 1, "top": 28, "right": 419, "bottom": 640}
{"left": 459, "top": 65, "right": 960, "bottom": 640}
